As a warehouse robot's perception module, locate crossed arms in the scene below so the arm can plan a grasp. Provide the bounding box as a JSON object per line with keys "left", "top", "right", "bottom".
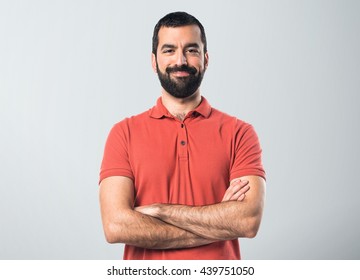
{"left": 99, "top": 175, "right": 265, "bottom": 249}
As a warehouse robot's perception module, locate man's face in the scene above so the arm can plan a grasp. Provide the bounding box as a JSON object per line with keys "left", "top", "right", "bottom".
{"left": 152, "top": 25, "right": 209, "bottom": 99}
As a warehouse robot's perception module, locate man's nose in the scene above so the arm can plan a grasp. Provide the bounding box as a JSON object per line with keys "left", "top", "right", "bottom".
{"left": 175, "top": 51, "right": 187, "bottom": 66}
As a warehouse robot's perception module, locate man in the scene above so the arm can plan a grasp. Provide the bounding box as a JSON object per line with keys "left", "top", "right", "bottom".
{"left": 99, "top": 11, "right": 266, "bottom": 260}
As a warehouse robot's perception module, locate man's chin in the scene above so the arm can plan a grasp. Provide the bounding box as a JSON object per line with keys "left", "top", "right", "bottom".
{"left": 167, "top": 90, "right": 197, "bottom": 99}
{"left": 170, "top": 76, "right": 190, "bottom": 83}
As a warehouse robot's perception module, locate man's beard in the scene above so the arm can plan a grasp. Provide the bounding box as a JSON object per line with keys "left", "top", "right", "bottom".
{"left": 156, "top": 63, "right": 205, "bottom": 99}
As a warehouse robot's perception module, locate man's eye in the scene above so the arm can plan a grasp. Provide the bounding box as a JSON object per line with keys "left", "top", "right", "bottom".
{"left": 163, "top": 49, "right": 174, "bottom": 53}
{"left": 187, "top": 49, "right": 199, "bottom": 53}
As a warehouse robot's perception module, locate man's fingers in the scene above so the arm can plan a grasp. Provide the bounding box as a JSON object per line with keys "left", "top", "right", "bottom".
{"left": 230, "top": 185, "right": 250, "bottom": 201}
{"left": 222, "top": 180, "right": 250, "bottom": 202}
{"left": 230, "top": 179, "right": 248, "bottom": 187}
{"left": 237, "top": 193, "right": 245, "bottom": 201}
{"left": 222, "top": 185, "right": 239, "bottom": 201}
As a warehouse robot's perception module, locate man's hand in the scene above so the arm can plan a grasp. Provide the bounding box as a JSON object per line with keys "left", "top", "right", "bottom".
{"left": 135, "top": 204, "right": 159, "bottom": 217}
{"left": 222, "top": 179, "right": 250, "bottom": 202}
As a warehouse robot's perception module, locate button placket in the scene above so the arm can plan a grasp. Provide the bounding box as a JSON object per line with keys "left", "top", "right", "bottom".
{"left": 178, "top": 121, "right": 188, "bottom": 160}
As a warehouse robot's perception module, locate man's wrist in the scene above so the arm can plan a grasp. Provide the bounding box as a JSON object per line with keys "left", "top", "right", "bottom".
{"left": 151, "top": 203, "right": 162, "bottom": 218}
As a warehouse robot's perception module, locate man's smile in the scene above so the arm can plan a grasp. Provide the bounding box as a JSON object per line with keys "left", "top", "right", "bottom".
{"left": 171, "top": 71, "right": 190, "bottom": 77}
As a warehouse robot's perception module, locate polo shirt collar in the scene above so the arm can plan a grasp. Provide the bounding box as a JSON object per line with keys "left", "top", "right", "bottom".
{"left": 149, "top": 96, "right": 212, "bottom": 119}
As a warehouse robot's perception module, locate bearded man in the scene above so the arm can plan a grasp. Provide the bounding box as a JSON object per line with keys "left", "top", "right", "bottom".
{"left": 99, "top": 11, "right": 266, "bottom": 260}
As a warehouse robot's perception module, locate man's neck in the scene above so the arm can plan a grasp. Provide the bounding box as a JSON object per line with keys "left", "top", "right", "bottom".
{"left": 161, "top": 90, "right": 202, "bottom": 121}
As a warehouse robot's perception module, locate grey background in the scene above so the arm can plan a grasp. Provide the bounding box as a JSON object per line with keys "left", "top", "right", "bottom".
{"left": 1, "top": 0, "right": 359, "bottom": 259}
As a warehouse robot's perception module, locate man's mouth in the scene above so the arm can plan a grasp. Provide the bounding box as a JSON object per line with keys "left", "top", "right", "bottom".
{"left": 171, "top": 71, "right": 190, "bottom": 77}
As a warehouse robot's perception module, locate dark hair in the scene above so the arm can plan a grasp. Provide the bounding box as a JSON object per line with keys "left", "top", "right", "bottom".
{"left": 152, "top": 11, "right": 207, "bottom": 55}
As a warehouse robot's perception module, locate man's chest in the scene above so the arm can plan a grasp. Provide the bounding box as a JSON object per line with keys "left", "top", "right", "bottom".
{"left": 127, "top": 120, "right": 234, "bottom": 204}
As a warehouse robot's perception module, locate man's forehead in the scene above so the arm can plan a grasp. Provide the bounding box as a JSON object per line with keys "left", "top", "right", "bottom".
{"left": 158, "top": 25, "right": 202, "bottom": 44}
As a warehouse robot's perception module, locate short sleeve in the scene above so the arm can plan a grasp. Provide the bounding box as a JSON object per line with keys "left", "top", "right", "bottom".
{"left": 99, "top": 120, "right": 134, "bottom": 184}
{"left": 230, "top": 122, "right": 266, "bottom": 181}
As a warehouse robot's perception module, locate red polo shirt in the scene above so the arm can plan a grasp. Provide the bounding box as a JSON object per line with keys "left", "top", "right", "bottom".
{"left": 100, "top": 96, "right": 265, "bottom": 260}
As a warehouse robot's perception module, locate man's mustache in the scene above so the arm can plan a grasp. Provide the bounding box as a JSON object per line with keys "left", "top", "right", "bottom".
{"left": 166, "top": 65, "right": 197, "bottom": 75}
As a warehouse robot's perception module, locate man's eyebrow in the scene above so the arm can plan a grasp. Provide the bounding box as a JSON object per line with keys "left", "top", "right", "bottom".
{"left": 184, "top": 43, "right": 200, "bottom": 49}
{"left": 160, "top": 43, "right": 201, "bottom": 50}
{"left": 161, "top": 44, "right": 176, "bottom": 50}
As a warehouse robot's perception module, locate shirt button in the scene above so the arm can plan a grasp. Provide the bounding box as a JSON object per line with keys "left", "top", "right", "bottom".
{"left": 181, "top": 124, "right": 184, "bottom": 128}
{"left": 180, "top": 140, "right": 186, "bottom": 146}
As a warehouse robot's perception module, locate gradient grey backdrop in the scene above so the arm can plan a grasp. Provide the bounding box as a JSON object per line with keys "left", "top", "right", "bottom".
{"left": 1, "top": 0, "right": 359, "bottom": 259}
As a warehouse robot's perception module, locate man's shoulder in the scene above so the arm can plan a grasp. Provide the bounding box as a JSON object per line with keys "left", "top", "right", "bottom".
{"left": 210, "top": 107, "right": 251, "bottom": 130}
{"left": 113, "top": 108, "right": 152, "bottom": 128}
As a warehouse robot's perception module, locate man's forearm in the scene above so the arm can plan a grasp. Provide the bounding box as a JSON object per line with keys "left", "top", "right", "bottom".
{"left": 105, "top": 208, "right": 216, "bottom": 249}
{"left": 135, "top": 177, "right": 264, "bottom": 240}
{"left": 101, "top": 176, "right": 261, "bottom": 249}
{"left": 136, "top": 200, "right": 262, "bottom": 240}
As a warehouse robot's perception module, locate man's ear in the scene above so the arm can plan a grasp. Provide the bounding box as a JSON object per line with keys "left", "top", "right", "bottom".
{"left": 204, "top": 52, "right": 209, "bottom": 70}
{"left": 151, "top": 53, "right": 157, "bottom": 73}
